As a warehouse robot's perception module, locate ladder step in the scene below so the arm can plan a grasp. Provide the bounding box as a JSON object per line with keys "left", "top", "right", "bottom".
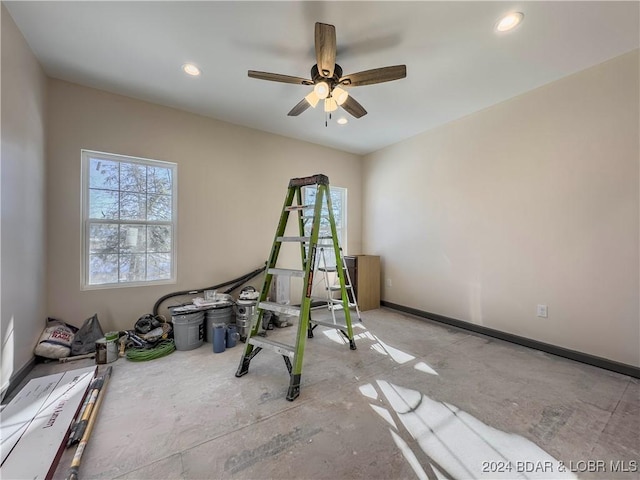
{"left": 276, "top": 236, "right": 311, "bottom": 243}
{"left": 268, "top": 268, "right": 305, "bottom": 277}
{"left": 328, "top": 303, "right": 357, "bottom": 311}
{"left": 285, "top": 236, "right": 331, "bottom": 242}
{"left": 325, "top": 297, "right": 346, "bottom": 304}
{"left": 285, "top": 205, "right": 312, "bottom": 211}
{"left": 309, "top": 297, "right": 356, "bottom": 308}
{"left": 259, "top": 301, "right": 301, "bottom": 316}
{"left": 318, "top": 266, "right": 345, "bottom": 272}
{"left": 248, "top": 337, "right": 295, "bottom": 358}
{"left": 328, "top": 285, "right": 352, "bottom": 291}
{"left": 311, "top": 319, "right": 349, "bottom": 330}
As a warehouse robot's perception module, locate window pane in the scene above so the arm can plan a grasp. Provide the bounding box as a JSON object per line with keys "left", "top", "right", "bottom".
{"left": 119, "top": 254, "right": 146, "bottom": 282}
{"left": 148, "top": 166, "right": 172, "bottom": 194}
{"left": 147, "top": 225, "right": 171, "bottom": 252}
{"left": 89, "top": 223, "right": 118, "bottom": 253}
{"left": 120, "top": 192, "right": 146, "bottom": 220}
{"left": 89, "top": 158, "right": 119, "bottom": 190}
{"left": 89, "top": 189, "right": 119, "bottom": 219}
{"left": 120, "top": 163, "right": 146, "bottom": 192}
{"left": 147, "top": 253, "right": 171, "bottom": 280}
{"left": 302, "top": 186, "right": 346, "bottom": 269}
{"left": 147, "top": 194, "right": 172, "bottom": 221}
{"left": 119, "top": 225, "right": 146, "bottom": 253}
{"left": 330, "top": 190, "right": 343, "bottom": 227}
{"left": 83, "top": 151, "right": 176, "bottom": 288}
{"left": 89, "top": 254, "right": 118, "bottom": 284}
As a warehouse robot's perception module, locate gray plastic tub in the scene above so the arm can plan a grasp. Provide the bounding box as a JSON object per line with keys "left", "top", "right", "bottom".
{"left": 205, "top": 306, "right": 234, "bottom": 342}
{"left": 171, "top": 311, "right": 205, "bottom": 351}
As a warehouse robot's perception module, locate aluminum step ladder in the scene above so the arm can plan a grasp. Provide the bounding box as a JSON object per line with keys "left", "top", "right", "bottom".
{"left": 235, "top": 174, "right": 356, "bottom": 401}
{"left": 309, "top": 246, "right": 362, "bottom": 334}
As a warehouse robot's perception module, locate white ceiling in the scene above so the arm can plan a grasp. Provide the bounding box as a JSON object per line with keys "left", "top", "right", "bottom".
{"left": 5, "top": 1, "right": 639, "bottom": 155}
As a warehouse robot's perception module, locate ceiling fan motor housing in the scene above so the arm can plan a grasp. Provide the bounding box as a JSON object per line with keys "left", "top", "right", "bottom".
{"left": 311, "top": 64, "right": 343, "bottom": 89}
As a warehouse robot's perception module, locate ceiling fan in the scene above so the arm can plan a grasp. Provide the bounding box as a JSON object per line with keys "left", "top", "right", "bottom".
{"left": 248, "top": 22, "right": 407, "bottom": 120}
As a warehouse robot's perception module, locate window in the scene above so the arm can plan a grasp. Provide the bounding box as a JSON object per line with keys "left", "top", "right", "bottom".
{"left": 81, "top": 150, "right": 177, "bottom": 289}
{"left": 303, "top": 185, "right": 347, "bottom": 268}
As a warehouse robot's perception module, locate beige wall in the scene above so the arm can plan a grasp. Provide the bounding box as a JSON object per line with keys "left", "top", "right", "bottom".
{"left": 46, "top": 80, "right": 362, "bottom": 332}
{"left": 4, "top": 5, "right": 637, "bottom": 372}
{"left": 1, "top": 6, "right": 48, "bottom": 391}
{"left": 363, "top": 50, "right": 640, "bottom": 367}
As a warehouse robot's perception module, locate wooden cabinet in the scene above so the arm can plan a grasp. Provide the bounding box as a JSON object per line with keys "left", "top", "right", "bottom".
{"left": 344, "top": 255, "right": 380, "bottom": 311}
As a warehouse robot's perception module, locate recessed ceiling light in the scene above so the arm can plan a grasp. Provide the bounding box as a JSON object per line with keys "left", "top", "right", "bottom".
{"left": 337, "top": 117, "right": 348, "bottom": 125}
{"left": 182, "top": 63, "right": 201, "bottom": 76}
{"left": 495, "top": 12, "right": 524, "bottom": 32}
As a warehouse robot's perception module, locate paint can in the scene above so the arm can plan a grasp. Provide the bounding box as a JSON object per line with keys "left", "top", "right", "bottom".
{"left": 105, "top": 331, "right": 119, "bottom": 361}
{"left": 95, "top": 338, "right": 107, "bottom": 364}
{"left": 171, "top": 310, "right": 205, "bottom": 351}
{"left": 95, "top": 335, "right": 118, "bottom": 364}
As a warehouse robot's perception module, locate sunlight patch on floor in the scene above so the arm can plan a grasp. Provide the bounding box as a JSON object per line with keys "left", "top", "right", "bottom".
{"left": 390, "top": 428, "right": 429, "bottom": 480}
{"left": 414, "top": 362, "right": 439, "bottom": 376}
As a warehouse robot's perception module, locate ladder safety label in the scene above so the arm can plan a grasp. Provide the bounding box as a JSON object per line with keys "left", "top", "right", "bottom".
{"left": 305, "top": 245, "right": 317, "bottom": 298}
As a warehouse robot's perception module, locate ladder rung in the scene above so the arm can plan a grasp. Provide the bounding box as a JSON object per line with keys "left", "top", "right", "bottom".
{"left": 248, "top": 337, "right": 295, "bottom": 358}
{"left": 309, "top": 296, "right": 355, "bottom": 308}
{"left": 259, "top": 301, "right": 301, "bottom": 316}
{"left": 329, "top": 285, "right": 352, "bottom": 291}
{"left": 309, "top": 296, "right": 334, "bottom": 303}
{"left": 285, "top": 205, "right": 312, "bottom": 211}
{"left": 318, "top": 266, "right": 345, "bottom": 272}
{"left": 268, "top": 268, "right": 305, "bottom": 277}
{"left": 311, "top": 319, "right": 349, "bottom": 330}
{"left": 276, "top": 236, "right": 311, "bottom": 243}
{"left": 326, "top": 297, "right": 346, "bottom": 304}
{"left": 329, "top": 303, "right": 357, "bottom": 311}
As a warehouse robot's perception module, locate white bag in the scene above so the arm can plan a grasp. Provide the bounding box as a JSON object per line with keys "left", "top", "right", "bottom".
{"left": 34, "top": 318, "right": 77, "bottom": 359}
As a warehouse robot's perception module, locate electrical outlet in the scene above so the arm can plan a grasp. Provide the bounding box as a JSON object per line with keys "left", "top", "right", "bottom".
{"left": 386, "top": 278, "right": 392, "bottom": 288}
{"left": 537, "top": 304, "right": 548, "bottom": 318}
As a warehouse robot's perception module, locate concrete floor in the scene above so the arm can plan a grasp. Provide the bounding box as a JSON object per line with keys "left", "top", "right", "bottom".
{"left": 10, "top": 307, "right": 640, "bottom": 479}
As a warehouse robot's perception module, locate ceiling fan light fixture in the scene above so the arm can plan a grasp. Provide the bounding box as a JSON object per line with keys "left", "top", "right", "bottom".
{"left": 314, "top": 81, "right": 330, "bottom": 99}
{"left": 332, "top": 86, "right": 349, "bottom": 106}
{"left": 495, "top": 12, "right": 524, "bottom": 32}
{"left": 305, "top": 91, "right": 320, "bottom": 108}
{"left": 182, "top": 63, "right": 201, "bottom": 76}
{"left": 324, "top": 97, "right": 338, "bottom": 112}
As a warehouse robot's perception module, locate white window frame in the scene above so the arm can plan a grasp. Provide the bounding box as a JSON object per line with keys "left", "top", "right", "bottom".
{"left": 81, "top": 150, "right": 178, "bottom": 290}
{"left": 303, "top": 184, "right": 347, "bottom": 267}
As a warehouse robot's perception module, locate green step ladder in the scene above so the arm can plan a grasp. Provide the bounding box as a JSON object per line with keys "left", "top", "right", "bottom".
{"left": 235, "top": 174, "right": 356, "bottom": 401}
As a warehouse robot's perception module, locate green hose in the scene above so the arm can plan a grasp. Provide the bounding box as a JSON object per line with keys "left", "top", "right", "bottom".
{"left": 126, "top": 339, "right": 176, "bottom": 361}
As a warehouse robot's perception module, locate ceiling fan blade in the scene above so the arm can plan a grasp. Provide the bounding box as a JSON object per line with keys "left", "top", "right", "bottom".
{"left": 248, "top": 70, "right": 313, "bottom": 85}
{"left": 341, "top": 95, "right": 367, "bottom": 118}
{"left": 339, "top": 65, "right": 406, "bottom": 87}
{"left": 287, "top": 98, "right": 312, "bottom": 116}
{"left": 315, "top": 22, "right": 336, "bottom": 78}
